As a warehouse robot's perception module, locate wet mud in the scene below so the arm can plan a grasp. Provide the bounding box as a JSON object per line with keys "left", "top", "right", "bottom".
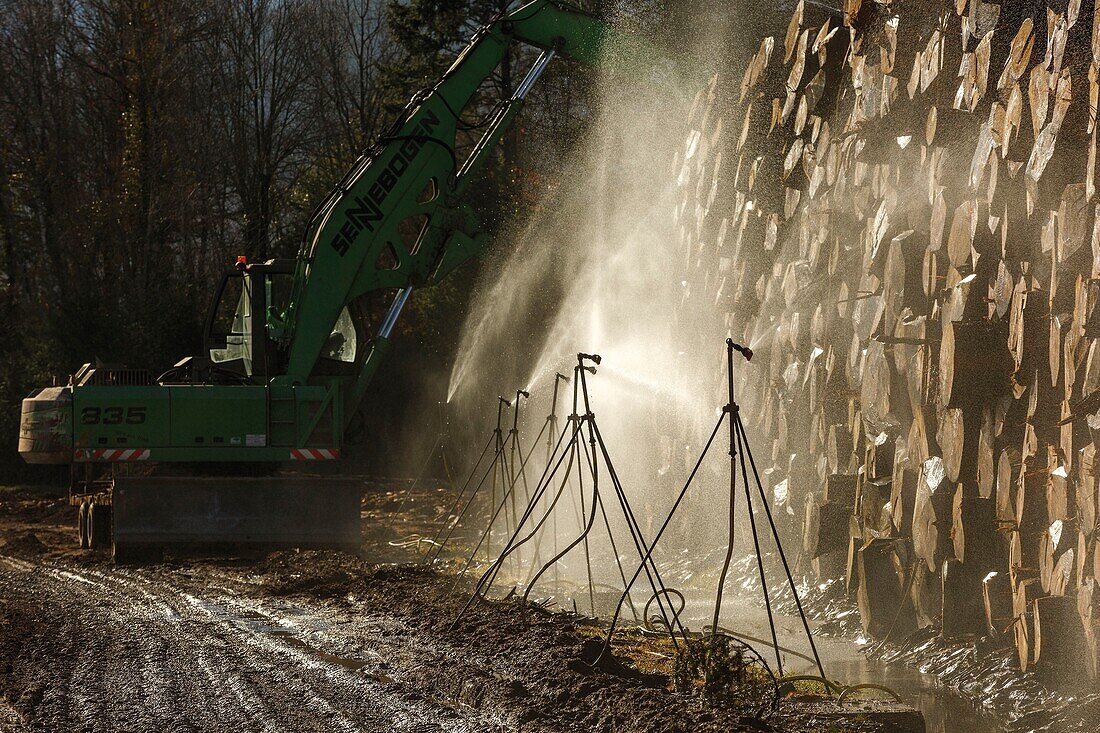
{"left": 0, "top": 484, "right": 905, "bottom": 732}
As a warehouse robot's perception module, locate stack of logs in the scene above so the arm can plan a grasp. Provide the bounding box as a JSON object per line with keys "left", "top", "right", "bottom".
{"left": 671, "top": 0, "right": 1100, "bottom": 686}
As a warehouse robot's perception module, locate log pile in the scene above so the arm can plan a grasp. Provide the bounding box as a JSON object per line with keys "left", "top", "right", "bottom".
{"left": 671, "top": 0, "right": 1100, "bottom": 683}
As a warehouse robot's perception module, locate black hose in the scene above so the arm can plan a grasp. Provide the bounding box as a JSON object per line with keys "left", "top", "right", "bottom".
{"left": 644, "top": 589, "right": 686, "bottom": 632}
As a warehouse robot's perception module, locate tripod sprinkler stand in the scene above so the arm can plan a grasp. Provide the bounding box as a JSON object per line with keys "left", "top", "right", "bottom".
{"left": 546, "top": 372, "right": 569, "bottom": 593}
{"left": 546, "top": 373, "right": 569, "bottom": 465}
{"left": 449, "top": 388, "right": 553, "bottom": 589}
{"left": 506, "top": 389, "right": 531, "bottom": 565}
{"left": 712, "top": 339, "right": 781, "bottom": 664}
{"left": 572, "top": 359, "right": 597, "bottom": 616}
{"left": 460, "top": 354, "right": 677, "bottom": 635}
{"left": 487, "top": 395, "right": 512, "bottom": 562}
{"left": 437, "top": 399, "right": 457, "bottom": 490}
{"left": 719, "top": 337, "right": 824, "bottom": 678}
{"left": 424, "top": 396, "right": 515, "bottom": 565}
{"left": 597, "top": 339, "right": 826, "bottom": 682}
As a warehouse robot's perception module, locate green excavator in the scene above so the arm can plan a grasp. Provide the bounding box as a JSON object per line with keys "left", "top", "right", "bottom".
{"left": 17, "top": 1, "right": 661, "bottom": 560}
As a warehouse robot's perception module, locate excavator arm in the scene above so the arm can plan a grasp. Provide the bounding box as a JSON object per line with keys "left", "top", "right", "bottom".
{"left": 278, "top": 1, "right": 651, "bottom": 430}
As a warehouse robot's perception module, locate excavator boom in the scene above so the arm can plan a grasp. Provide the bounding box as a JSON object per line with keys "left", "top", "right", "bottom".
{"left": 281, "top": 0, "right": 652, "bottom": 426}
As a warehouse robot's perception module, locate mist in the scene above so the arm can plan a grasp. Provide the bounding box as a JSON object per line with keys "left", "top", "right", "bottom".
{"left": 441, "top": 5, "right": 788, "bottom": 597}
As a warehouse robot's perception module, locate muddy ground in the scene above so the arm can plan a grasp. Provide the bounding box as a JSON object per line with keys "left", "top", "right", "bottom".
{"left": 0, "top": 482, "right": 915, "bottom": 733}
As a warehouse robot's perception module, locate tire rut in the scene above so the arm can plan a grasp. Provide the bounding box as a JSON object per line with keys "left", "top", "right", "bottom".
{"left": 0, "top": 557, "right": 500, "bottom": 732}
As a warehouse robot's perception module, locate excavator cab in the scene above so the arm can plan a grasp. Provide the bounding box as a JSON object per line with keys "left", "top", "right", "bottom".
{"left": 201, "top": 257, "right": 364, "bottom": 384}
{"left": 202, "top": 258, "right": 295, "bottom": 382}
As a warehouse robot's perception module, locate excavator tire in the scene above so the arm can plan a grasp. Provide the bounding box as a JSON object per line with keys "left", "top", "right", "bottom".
{"left": 89, "top": 502, "right": 111, "bottom": 550}
{"left": 78, "top": 502, "right": 90, "bottom": 550}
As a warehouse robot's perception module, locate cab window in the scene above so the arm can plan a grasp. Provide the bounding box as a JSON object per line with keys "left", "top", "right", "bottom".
{"left": 323, "top": 307, "right": 356, "bottom": 363}
{"left": 209, "top": 275, "right": 252, "bottom": 372}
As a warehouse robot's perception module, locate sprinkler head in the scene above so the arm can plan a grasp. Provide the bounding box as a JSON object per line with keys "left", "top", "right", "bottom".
{"left": 578, "top": 352, "right": 602, "bottom": 365}
{"left": 498, "top": 395, "right": 512, "bottom": 407}
{"left": 727, "top": 338, "right": 753, "bottom": 362}
{"left": 555, "top": 372, "right": 570, "bottom": 383}
{"left": 517, "top": 389, "right": 530, "bottom": 400}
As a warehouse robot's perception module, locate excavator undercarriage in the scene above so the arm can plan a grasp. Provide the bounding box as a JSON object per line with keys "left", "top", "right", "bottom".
{"left": 73, "top": 473, "right": 361, "bottom": 563}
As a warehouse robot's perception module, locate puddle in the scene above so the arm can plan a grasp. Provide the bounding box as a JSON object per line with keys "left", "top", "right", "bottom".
{"left": 816, "top": 638, "right": 1002, "bottom": 733}
{"left": 268, "top": 629, "right": 372, "bottom": 673}
{"left": 696, "top": 601, "right": 1005, "bottom": 733}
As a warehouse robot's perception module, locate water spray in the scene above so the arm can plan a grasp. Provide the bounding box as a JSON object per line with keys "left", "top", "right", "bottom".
{"left": 387, "top": 399, "right": 458, "bottom": 539}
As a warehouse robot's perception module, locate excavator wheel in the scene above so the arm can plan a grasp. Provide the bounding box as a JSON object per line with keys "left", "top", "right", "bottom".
{"left": 77, "top": 502, "right": 90, "bottom": 550}
{"left": 89, "top": 502, "right": 111, "bottom": 550}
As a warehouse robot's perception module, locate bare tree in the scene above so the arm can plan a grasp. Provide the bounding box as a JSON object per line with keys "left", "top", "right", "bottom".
{"left": 208, "top": 0, "right": 317, "bottom": 260}
{"left": 0, "top": 0, "right": 76, "bottom": 305}
{"left": 311, "top": 0, "right": 398, "bottom": 170}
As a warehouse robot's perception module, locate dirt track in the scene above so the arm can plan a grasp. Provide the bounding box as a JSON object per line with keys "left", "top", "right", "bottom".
{"left": 0, "top": 556, "right": 501, "bottom": 733}
{"left": 0, "top": 484, "right": 906, "bottom": 733}
{"left": 0, "top": 552, "right": 881, "bottom": 733}
{"left": 0, "top": 556, "right": 595, "bottom": 732}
